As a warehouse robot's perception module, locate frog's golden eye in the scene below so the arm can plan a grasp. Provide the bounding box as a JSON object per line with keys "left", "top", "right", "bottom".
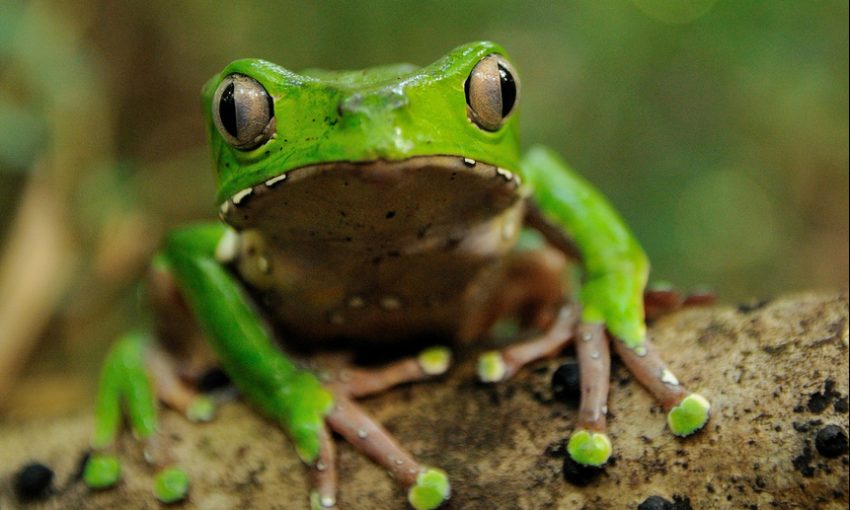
{"left": 464, "top": 54, "right": 519, "bottom": 132}
{"left": 212, "top": 74, "right": 275, "bottom": 150}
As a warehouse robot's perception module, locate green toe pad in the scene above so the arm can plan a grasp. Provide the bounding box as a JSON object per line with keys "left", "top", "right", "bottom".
{"left": 187, "top": 396, "right": 216, "bottom": 423}
{"left": 84, "top": 453, "right": 121, "bottom": 489}
{"left": 476, "top": 351, "right": 507, "bottom": 383}
{"left": 668, "top": 393, "right": 711, "bottom": 437}
{"left": 418, "top": 347, "right": 452, "bottom": 376}
{"left": 408, "top": 467, "right": 450, "bottom": 510}
{"left": 153, "top": 467, "right": 189, "bottom": 503}
{"left": 310, "top": 490, "right": 337, "bottom": 509}
{"left": 567, "top": 430, "right": 612, "bottom": 467}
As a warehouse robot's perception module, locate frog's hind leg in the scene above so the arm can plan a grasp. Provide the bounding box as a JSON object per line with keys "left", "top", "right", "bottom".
{"left": 473, "top": 246, "right": 578, "bottom": 383}
{"left": 477, "top": 304, "right": 578, "bottom": 383}
{"left": 84, "top": 332, "right": 193, "bottom": 503}
{"left": 145, "top": 257, "right": 218, "bottom": 422}
{"left": 146, "top": 346, "right": 215, "bottom": 423}
{"left": 326, "top": 394, "right": 450, "bottom": 510}
{"left": 318, "top": 352, "right": 452, "bottom": 509}
{"left": 611, "top": 338, "right": 710, "bottom": 437}
{"left": 328, "top": 347, "right": 452, "bottom": 399}
{"left": 643, "top": 287, "right": 716, "bottom": 321}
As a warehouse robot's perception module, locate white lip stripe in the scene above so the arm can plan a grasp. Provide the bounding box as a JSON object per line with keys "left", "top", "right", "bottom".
{"left": 265, "top": 174, "right": 287, "bottom": 187}
{"left": 232, "top": 188, "right": 253, "bottom": 205}
{"left": 496, "top": 168, "right": 514, "bottom": 181}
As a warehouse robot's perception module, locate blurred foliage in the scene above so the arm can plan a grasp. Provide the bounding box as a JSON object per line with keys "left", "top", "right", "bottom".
{"left": 0, "top": 0, "right": 847, "bottom": 415}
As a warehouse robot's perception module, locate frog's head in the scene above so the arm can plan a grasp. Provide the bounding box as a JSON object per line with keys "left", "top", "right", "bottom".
{"left": 202, "top": 41, "right": 523, "bottom": 231}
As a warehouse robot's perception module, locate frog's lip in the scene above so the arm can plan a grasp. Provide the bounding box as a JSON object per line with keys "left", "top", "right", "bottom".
{"left": 217, "top": 155, "right": 522, "bottom": 222}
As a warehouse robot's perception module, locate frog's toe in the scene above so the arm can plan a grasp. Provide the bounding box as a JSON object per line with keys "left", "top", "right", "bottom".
{"left": 667, "top": 393, "right": 711, "bottom": 437}
{"left": 310, "top": 490, "right": 338, "bottom": 509}
{"left": 83, "top": 453, "right": 121, "bottom": 489}
{"left": 476, "top": 305, "right": 579, "bottom": 383}
{"left": 567, "top": 429, "right": 612, "bottom": 467}
{"left": 407, "top": 467, "right": 451, "bottom": 510}
{"left": 476, "top": 351, "right": 508, "bottom": 383}
{"left": 153, "top": 467, "right": 190, "bottom": 503}
{"left": 418, "top": 346, "right": 452, "bottom": 376}
{"left": 186, "top": 395, "right": 216, "bottom": 423}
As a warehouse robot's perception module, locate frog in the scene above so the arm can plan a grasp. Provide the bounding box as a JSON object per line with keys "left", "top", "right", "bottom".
{"left": 81, "top": 41, "right": 711, "bottom": 509}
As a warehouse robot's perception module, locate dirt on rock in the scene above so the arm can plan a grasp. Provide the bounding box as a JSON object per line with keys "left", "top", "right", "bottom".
{"left": 1, "top": 291, "right": 848, "bottom": 509}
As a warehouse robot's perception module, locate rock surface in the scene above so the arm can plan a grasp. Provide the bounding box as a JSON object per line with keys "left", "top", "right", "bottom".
{"left": 1, "top": 291, "right": 848, "bottom": 509}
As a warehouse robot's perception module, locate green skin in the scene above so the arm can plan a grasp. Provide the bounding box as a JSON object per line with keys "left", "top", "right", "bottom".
{"left": 84, "top": 41, "right": 708, "bottom": 508}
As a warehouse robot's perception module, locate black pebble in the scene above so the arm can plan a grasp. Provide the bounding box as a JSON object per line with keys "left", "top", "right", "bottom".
{"left": 638, "top": 496, "right": 673, "bottom": 510}
{"left": 14, "top": 462, "right": 54, "bottom": 501}
{"left": 815, "top": 424, "right": 848, "bottom": 458}
{"left": 544, "top": 439, "right": 568, "bottom": 458}
{"left": 197, "top": 367, "right": 231, "bottom": 393}
{"left": 73, "top": 450, "right": 92, "bottom": 481}
{"left": 562, "top": 454, "right": 603, "bottom": 486}
{"left": 834, "top": 395, "right": 849, "bottom": 413}
{"left": 671, "top": 495, "right": 694, "bottom": 510}
{"left": 551, "top": 362, "right": 581, "bottom": 405}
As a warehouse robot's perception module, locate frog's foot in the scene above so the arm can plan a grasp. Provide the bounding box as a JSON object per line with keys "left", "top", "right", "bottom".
{"left": 323, "top": 394, "right": 450, "bottom": 510}
{"left": 477, "top": 304, "right": 579, "bottom": 383}
{"left": 84, "top": 332, "right": 193, "bottom": 503}
{"left": 147, "top": 346, "right": 216, "bottom": 423}
{"left": 312, "top": 349, "right": 452, "bottom": 508}
{"left": 566, "top": 322, "right": 613, "bottom": 466}
{"left": 329, "top": 346, "right": 452, "bottom": 399}
{"left": 612, "top": 336, "right": 711, "bottom": 437}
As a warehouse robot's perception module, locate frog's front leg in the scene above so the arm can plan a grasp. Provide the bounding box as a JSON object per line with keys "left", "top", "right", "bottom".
{"left": 518, "top": 146, "right": 710, "bottom": 466}
{"left": 84, "top": 331, "right": 203, "bottom": 503}
{"left": 611, "top": 337, "right": 712, "bottom": 436}
{"left": 160, "top": 223, "right": 450, "bottom": 510}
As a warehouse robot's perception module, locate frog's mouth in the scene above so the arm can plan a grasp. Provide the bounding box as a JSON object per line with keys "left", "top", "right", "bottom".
{"left": 218, "top": 155, "right": 524, "bottom": 240}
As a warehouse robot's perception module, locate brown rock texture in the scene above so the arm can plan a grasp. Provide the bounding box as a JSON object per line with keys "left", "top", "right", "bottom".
{"left": 1, "top": 291, "right": 848, "bottom": 509}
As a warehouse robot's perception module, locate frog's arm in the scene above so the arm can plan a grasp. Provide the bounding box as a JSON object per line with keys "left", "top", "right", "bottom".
{"left": 160, "top": 223, "right": 334, "bottom": 462}
{"left": 520, "top": 145, "right": 648, "bottom": 350}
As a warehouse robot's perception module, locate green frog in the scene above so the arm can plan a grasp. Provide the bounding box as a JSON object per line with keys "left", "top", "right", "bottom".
{"left": 82, "top": 41, "right": 711, "bottom": 509}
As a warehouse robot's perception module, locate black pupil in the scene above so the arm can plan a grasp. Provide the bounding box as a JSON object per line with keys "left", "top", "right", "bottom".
{"left": 498, "top": 64, "right": 516, "bottom": 117}
{"left": 219, "top": 82, "right": 238, "bottom": 138}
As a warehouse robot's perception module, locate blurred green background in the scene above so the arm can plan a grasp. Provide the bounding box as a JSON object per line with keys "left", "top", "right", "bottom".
{"left": 0, "top": 0, "right": 847, "bottom": 417}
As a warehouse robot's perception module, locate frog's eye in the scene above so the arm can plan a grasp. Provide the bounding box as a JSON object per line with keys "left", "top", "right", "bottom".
{"left": 464, "top": 54, "right": 519, "bottom": 132}
{"left": 212, "top": 74, "right": 275, "bottom": 150}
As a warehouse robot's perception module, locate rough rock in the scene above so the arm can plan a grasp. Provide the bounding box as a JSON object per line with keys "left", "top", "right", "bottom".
{"left": 1, "top": 291, "right": 848, "bottom": 509}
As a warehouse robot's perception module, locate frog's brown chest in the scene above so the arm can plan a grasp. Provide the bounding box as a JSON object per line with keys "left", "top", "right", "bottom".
{"left": 224, "top": 156, "right": 525, "bottom": 344}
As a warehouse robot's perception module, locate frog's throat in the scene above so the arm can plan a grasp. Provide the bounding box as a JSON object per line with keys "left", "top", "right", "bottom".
{"left": 217, "top": 155, "right": 525, "bottom": 231}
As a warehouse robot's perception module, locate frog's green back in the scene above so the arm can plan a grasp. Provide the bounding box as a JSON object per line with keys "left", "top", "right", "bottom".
{"left": 298, "top": 64, "right": 419, "bottom": 88}
{"left": 202, "top": 41, "right": 522, "bottom": 204}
